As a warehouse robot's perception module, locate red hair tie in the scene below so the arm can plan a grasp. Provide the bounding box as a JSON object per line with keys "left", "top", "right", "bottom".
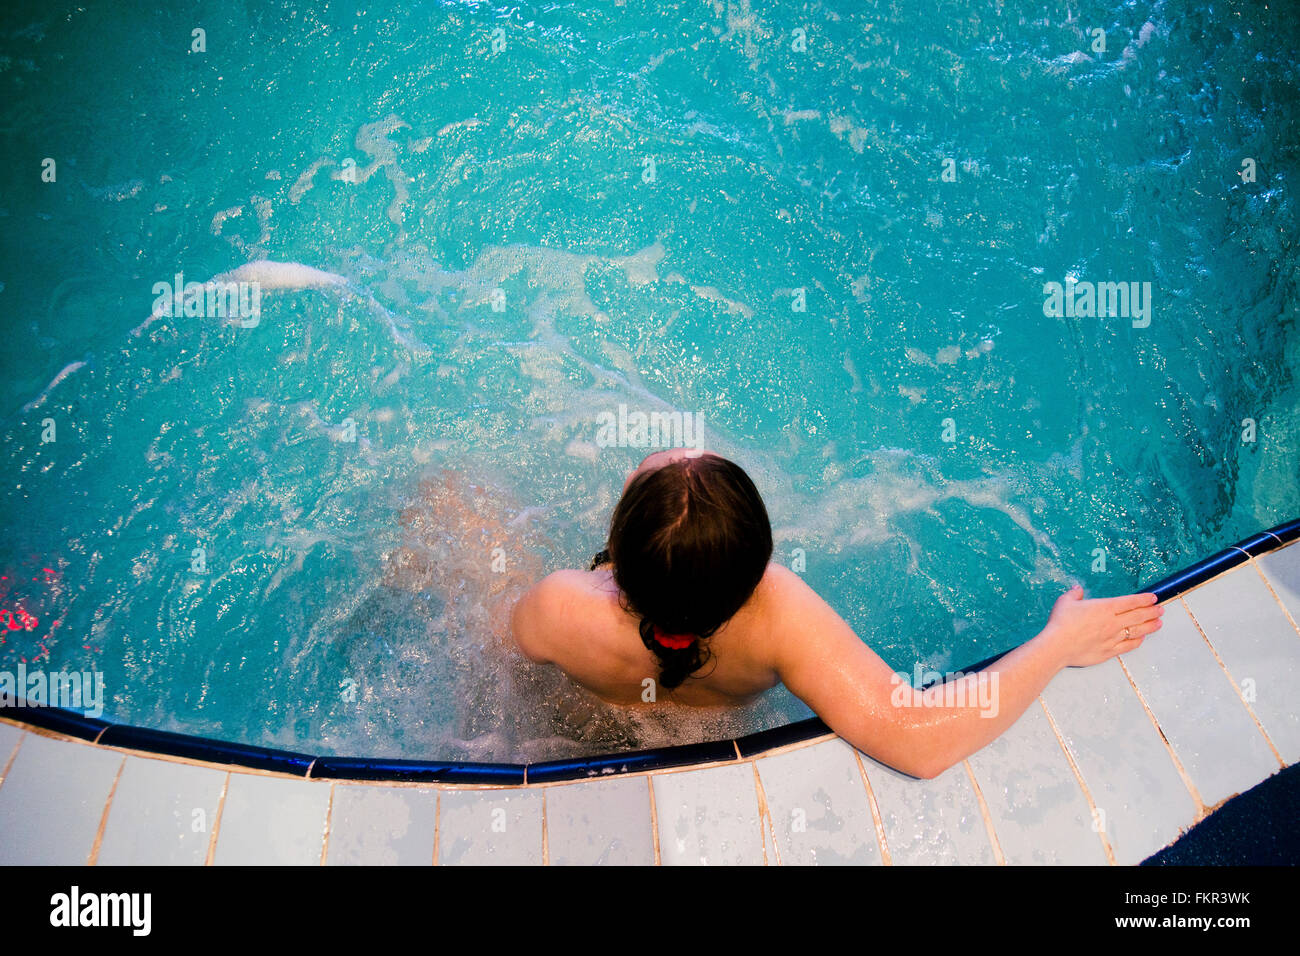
{"left": 652, "top": 626, "right": 695, "bottom": 650}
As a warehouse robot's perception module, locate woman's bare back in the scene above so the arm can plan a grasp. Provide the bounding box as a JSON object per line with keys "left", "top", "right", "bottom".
{"left": 511, "top": 563, "right": 787, "bottom": 706}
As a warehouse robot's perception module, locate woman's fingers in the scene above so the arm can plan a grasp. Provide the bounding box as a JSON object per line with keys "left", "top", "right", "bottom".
{"left": 1116, "top": 603, "right": 1165, "bottom": 626}
{"left": 1106, "top": 592, "right": 1159, "bottom": 612}
{"left": 1112, "top": 634, "right": 1147, "bottom": 658}
{"left": 1111, "top": 616, "right": 1163, "bottom": 644}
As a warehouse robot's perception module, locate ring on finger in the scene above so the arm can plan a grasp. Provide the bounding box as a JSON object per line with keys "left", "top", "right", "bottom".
{"left": 1123, "top": 626, "right": 1131, "bottom": 639}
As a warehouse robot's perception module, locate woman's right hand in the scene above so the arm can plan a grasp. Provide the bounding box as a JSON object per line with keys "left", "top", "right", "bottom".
{"left": 1041, "top": 585, "right": 1164, "bottom": 668}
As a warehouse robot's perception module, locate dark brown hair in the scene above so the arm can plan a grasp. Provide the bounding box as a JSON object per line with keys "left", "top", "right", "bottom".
{"left": 593, "top": 453, "right": 772, "bottom": 690}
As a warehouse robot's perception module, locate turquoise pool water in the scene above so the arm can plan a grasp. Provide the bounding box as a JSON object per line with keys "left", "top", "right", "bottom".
{"left": 0, "top": 1, "right": 1296, "bottom": 761}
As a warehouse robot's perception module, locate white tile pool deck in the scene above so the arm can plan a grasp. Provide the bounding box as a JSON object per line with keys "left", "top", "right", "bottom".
{"left": 1, "top": 540, "right": 1297, "bottom": 865}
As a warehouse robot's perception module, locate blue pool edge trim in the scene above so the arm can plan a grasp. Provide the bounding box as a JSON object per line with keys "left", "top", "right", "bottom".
{"left": 2, "top": 516, "right": 1296, "bottom": 785}
{"left": 96, "top": 724, "right": 316, "bottom": 776}
{"left": 311, "top": 755, "right": 525, "bottom": 785}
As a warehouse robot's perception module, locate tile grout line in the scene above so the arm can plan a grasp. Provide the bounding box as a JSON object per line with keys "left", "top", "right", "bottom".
{"left": 1116, "top": 655, "right": 1205, "bottom": 821}
{"left": 204, "top": 772, "right": 230, "bottom": 866}
{"left": 1181, "top": 596, "right": 1285, "bottom": 768}
{"left": 1037, "top": 697, "right": 1115, "bottom": 866}
{"left": 744, "top": 733, "right": 839, "bottom": 762}
{"left": 647, "top": 775, "right": 661, "bottom": 866}
{"left": 750, "top": 763, "right": 769, "bottom": 866}
{"left": 962, "top": 759, "right": 1005, "bottom": 865}
{"left": 1249, "top": 556, "right": 1300, "bottom": 640}
{"left": 0, "top": 732, "right": 24, "bottom": 794}
{"left": 852, "top": 750, "right": 892, "bottom": 866}
{"left": 540, "top": 790, "right": 550, "bottom": 866}
{"left": 319, "top": 782, "right": 334, "bottom": 866}
{"left": 86, "top": 755, "right": 126, "bottom": 866}
{"left": 749, "top": 760, "right": 780, "bottom": 866}
{"left": 431, "top": 790, "right": 441, "bottom": 866}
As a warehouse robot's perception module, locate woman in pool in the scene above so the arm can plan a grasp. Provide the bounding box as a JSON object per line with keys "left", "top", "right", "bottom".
{"left": 511, "top": 447, "right": 1165, "bottom": 779}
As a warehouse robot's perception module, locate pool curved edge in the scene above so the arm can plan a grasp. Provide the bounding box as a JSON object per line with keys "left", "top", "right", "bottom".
{"left": 2, "top": 515, "right": 1299, "bottom": 865}
{"left": 5, "top": 517, "right": 1294, "bottom": 784}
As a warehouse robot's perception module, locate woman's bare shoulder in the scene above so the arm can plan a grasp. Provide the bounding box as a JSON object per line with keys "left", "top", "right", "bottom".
{"left": 510, "top": 569, "right": 609, "bottom": 661}
{"left": 518, "top": 569, "right": 600, "bottom": 619}
{"left": 746, "top": 562, "right": 853, "bottom": 660}
{"left": 756, "top": 562, "right": 821, "bottom": 605}
{"left": 727, "top": 564, "right": 806, "bottom": 644}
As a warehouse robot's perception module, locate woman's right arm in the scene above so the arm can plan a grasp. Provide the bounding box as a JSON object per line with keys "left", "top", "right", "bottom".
{"left": 766, "top": 566, "right": 1164, "bottom": 779}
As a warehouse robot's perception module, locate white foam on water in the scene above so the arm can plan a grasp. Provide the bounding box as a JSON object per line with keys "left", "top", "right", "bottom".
{"left": 764, "top": 445, "right": 1070, "bottom": 580}
{"left": 289, "top": 114, "right": 415, "bottom": 225}
{"left": 21, "top": 359, "right": 88, "bottom": 413}
{"left": 127, "top": 258, "right": 431, "bottom": 355}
